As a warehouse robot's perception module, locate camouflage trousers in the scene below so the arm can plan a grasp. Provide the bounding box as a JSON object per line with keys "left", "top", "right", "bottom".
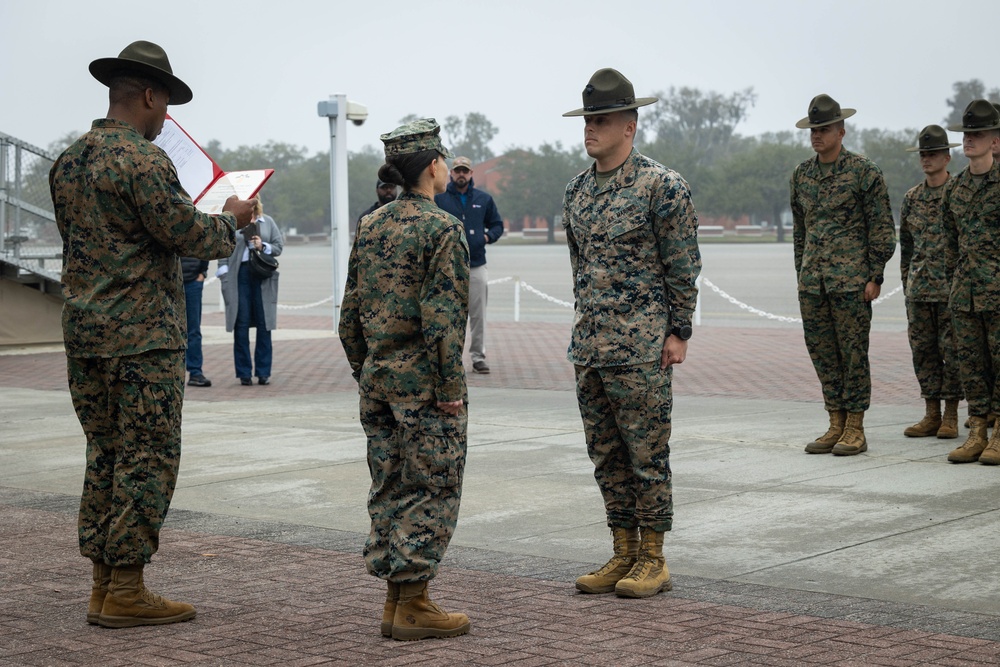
{"left": 950, "top": 309, "right": 1000, "bottom": 417}
{"left": 360, "top": 396, "right": 467, "bottom": 583}
{"left": 574, "top": 361, "right": 673, "bottom": 533}
{"left": 905, "top": 299, "right": 963, "bottom": 401}
{"left": 67, "top": 349, "right": 184, "bottom": 567}
{"left": 798, "top": 289, "right": 872, "bottom": 412}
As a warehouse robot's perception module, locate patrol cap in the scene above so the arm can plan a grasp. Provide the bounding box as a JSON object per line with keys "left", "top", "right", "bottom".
{"left": 380, "top": 118, "right": 453, "bottom": 158}
{"left": 452, "top": 156, "right": 473, "bottom": 170}
{"left": 89, "top": 40, "right": 193, "bottom": 105}
{"left": 906, "top": 125, "right": 960, "bottom": 153}
{"left": 795, "top": 94, "right": 856, "bottom": 129}
{"left": 563, "top": 68, "right": 657, "bottom": 117}
{"left": 947, "top": 99, "right": 1000, "bottom": 132}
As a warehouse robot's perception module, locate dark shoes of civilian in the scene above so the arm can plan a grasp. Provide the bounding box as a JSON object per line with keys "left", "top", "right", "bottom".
{"left": 187, "top": 375, "right": 212, "bottom": 387}
{"left": 240, "top": 378, "right": 252, "bottom": 386}
{"left": 472, "top": 361, "right": 490, "bottom": 374}
{"left": 258, "top": 376, "right": 270, "bottom": 385}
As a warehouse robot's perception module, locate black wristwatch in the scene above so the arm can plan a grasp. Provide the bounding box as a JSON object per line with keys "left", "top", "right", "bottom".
{"left": 671, "top": 324, "right": 693, "bottom": 341}
{"left": 872, "top": 275, "right": 884, "bottom": 286}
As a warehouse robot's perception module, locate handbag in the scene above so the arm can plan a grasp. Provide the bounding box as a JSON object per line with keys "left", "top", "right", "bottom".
{"left": 248, "top": 246, "right": 279, "bottom": 278}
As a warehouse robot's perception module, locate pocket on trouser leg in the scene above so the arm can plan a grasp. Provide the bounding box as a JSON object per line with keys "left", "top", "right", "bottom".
{"left": 402, "top": 416, "right": 466, "bottom": 488}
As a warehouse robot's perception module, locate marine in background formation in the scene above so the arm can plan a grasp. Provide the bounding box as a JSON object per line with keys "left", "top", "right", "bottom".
{"left": 790, "top": 94, "right": 896, "bottom": 457}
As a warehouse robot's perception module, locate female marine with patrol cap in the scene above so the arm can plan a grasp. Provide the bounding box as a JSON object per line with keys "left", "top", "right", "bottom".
{"left": 338, "top": 118, "right": 472, "bottom": 641}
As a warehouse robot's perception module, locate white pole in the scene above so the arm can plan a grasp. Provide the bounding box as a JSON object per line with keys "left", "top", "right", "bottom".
{"left": 328, "top": 93, "right": 350, "bottom": 333}
{"left": 514, "top": 278, "right": 521, "bottom": 323}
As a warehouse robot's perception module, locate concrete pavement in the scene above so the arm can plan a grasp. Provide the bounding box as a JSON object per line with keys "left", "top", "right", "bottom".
{"left": 2, "top": 316, "right": 1000, "bottom": 665}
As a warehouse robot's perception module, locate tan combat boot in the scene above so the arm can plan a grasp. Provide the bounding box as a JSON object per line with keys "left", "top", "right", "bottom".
{"left": 381, "top": 581, "right": 400, "bottom": 637}
{"left": 832, "top": 411, "right": 867, "bottom": 455}
{"left": 964, "top": 413, "right": 996, "bottom": 428}
{"left": 903, "top": 399, "right": 941, "bottom": 437}
{"left": 391, "top": 581, "right": 470, "bottom": 641}
{"left": 978, "top": 422, "right": 1000, "bottom": 465}
{"left": 87, "top": 561, "right": 112, "bottom": 625}
{"left": 575, "top": 527, "right": 639, "bottom": 593}
{"left": 938, "top": 400, "right": 960, "bottom": 439}
{"left": 805, "top": 409, "right": 846, "bottom": 454}
{"left": 615, "top": 528, "right": 672, "bottom": 598}
{"left": 948, "top": 416, "right": 989, "bottom": 463}
{"left": 98, "top": 564, "right": 196, "bottom": 628}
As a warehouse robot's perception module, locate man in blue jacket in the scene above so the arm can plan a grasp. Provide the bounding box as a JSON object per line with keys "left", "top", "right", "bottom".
{"left": 435, "top": 156, "right": 504, "bottom": 373}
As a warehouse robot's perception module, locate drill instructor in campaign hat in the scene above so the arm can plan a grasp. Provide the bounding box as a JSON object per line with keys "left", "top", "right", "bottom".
{"left": 50, "top": 39, "right": 255, "bottom": 628}
{"left": 562, "top": 68, "right": 702, "bottom": 599}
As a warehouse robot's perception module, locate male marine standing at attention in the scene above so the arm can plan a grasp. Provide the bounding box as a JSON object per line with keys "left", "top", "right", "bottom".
{"left": 49, "top": 40, "right": 254, "bottom": 628}
{"left": 899, "top": 125, "right": 962, "bottom": 440}
{"left": 562, "top": 68, "right": 701, "bottom": 598}
{"left": 942, "top": 100, "right": 1000, "bottom": 465}
{"left": 791, "top": 94, "right": 895, "bottom": 456}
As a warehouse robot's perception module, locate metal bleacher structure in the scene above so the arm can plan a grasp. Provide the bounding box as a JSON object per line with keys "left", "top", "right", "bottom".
{"left": 0, "top": 132, "right": 64, "bottom": 346}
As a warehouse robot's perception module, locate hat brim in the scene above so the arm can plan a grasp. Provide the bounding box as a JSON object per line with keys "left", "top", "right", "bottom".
{"left": 89, "top": 57, "right": 193, "bottom": 105}
{"left": 795, "top": 108, "right": 856, "bottom": 129}
{"left": 562, "top": 97, "right": 657, "bottom": 117}
{"left": 946, "top": 122, "right": 1000, "bottom": 133}
{"left": 905, "top": 143, "right": 961, "bottom": 153}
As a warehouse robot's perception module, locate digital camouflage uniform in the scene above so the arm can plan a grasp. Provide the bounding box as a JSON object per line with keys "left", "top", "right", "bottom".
{"left": 790, "top": 149, "right": 896, "bottom": 412}
{"left": 339, "top": 191, "right": 470, "bottom": 583}
{"left": 49, "top": 118, "right": 237, "bottom": 567}
{"left": 900, "top": 177, "right": 963, "bottom": 402}
{"left": 943, "top": 161, "right": 1000, "bottom": 417}
{"left": 562, "top": 148, "right": 701, "bottom": 533}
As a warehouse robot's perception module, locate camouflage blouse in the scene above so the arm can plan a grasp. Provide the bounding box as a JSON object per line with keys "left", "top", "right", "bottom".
{"left": 943, "top": 161, "right": 1000, "bottom": 312}
{"left": 562, "top": 149, "right": 701, "bottom": 368}
{"left": 49, "top": 119, "right": 237, "bottom": 358}
{"left": 790, "top": 148, "right": 896, "bottom": 294}
{"left": 899, "top": 177, "right": 951, "bottom": 301}
{"left": 339, "top": 191, "right": 470, "bottom": 403}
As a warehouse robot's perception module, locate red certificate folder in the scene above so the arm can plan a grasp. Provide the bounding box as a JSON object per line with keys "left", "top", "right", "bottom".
{"left": 153, "top": 114, "right": 274, "bottom": 214}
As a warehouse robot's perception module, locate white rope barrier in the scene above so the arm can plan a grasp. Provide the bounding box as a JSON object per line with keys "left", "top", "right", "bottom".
{"left": 204, "top": 273, "right": 903, "bottom": 321}
{"left": 698, "top": 276, "right": 903, "bottom": 324}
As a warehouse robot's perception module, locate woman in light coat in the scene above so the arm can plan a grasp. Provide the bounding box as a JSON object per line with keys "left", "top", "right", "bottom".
{"left": 217, "top": 197, "right": 283, "bottom": 385}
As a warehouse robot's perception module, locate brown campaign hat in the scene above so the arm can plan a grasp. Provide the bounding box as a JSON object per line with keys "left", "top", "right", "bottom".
{"left": 89, "top": 40, "right": 193, "bottom": 105}
{"left": 563, "top": 68, "right": 657, "bottom": 117}
{"left": 905, "top": 125, "right": 960, "bottom": 152}
{"left": 947, "top": 99, "right": 1000, "bottom": 132}
{"left": 795, "top": 94, "right": 856, "bottom": 129}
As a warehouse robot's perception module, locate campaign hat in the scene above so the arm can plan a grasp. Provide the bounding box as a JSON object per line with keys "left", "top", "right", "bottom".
{"left": 563, "top": 68, "right": 657, "bottom": 117}
{"left": 381, "top": 118, "right": 453, "bottom": 158}
{"left": 947, "top": 99, "right": 1000, "bottom": 132}
{"left": 795, "top": 94, "right": 856, "bottom": 129}
{"left": 89, "top": 40, "right": 193, "bottom": 105}
{"left": 905, "top": 125, "right": 960, "bottom": 152}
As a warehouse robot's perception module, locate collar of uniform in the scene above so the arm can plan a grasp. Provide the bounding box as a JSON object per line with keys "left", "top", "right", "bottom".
{"left": 398, "top": 190, "right": 433, "bottom": 203}
{"left": 958, "top": 159, "right": 1000, "bottom": 188}
{"left": 92, "top": 117, "right": 145, "bottom": 137}
{"left": 588, "top": 148, "right": 641, "bottom": 194}
{"left": 807, "top": 147, "right": 852, "bottom": 178}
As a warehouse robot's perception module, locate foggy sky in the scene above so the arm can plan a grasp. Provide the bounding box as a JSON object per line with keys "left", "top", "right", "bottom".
{"left": 3, "top": 0, "right": 997, "bottom": 158}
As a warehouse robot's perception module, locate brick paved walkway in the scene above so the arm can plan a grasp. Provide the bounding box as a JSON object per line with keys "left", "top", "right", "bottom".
{"left": 0, "top": 315, "right": 921, "bottom": 405}
{"left": 4, "top": 319, "right": 994, "bottom": 666}
{"left": 3, "top": 495, "right": 999, "bottom": 667}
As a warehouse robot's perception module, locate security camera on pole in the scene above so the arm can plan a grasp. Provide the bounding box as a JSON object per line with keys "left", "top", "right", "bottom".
{"left": 317, "top": 94, "right": 367, "bottom": 331}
